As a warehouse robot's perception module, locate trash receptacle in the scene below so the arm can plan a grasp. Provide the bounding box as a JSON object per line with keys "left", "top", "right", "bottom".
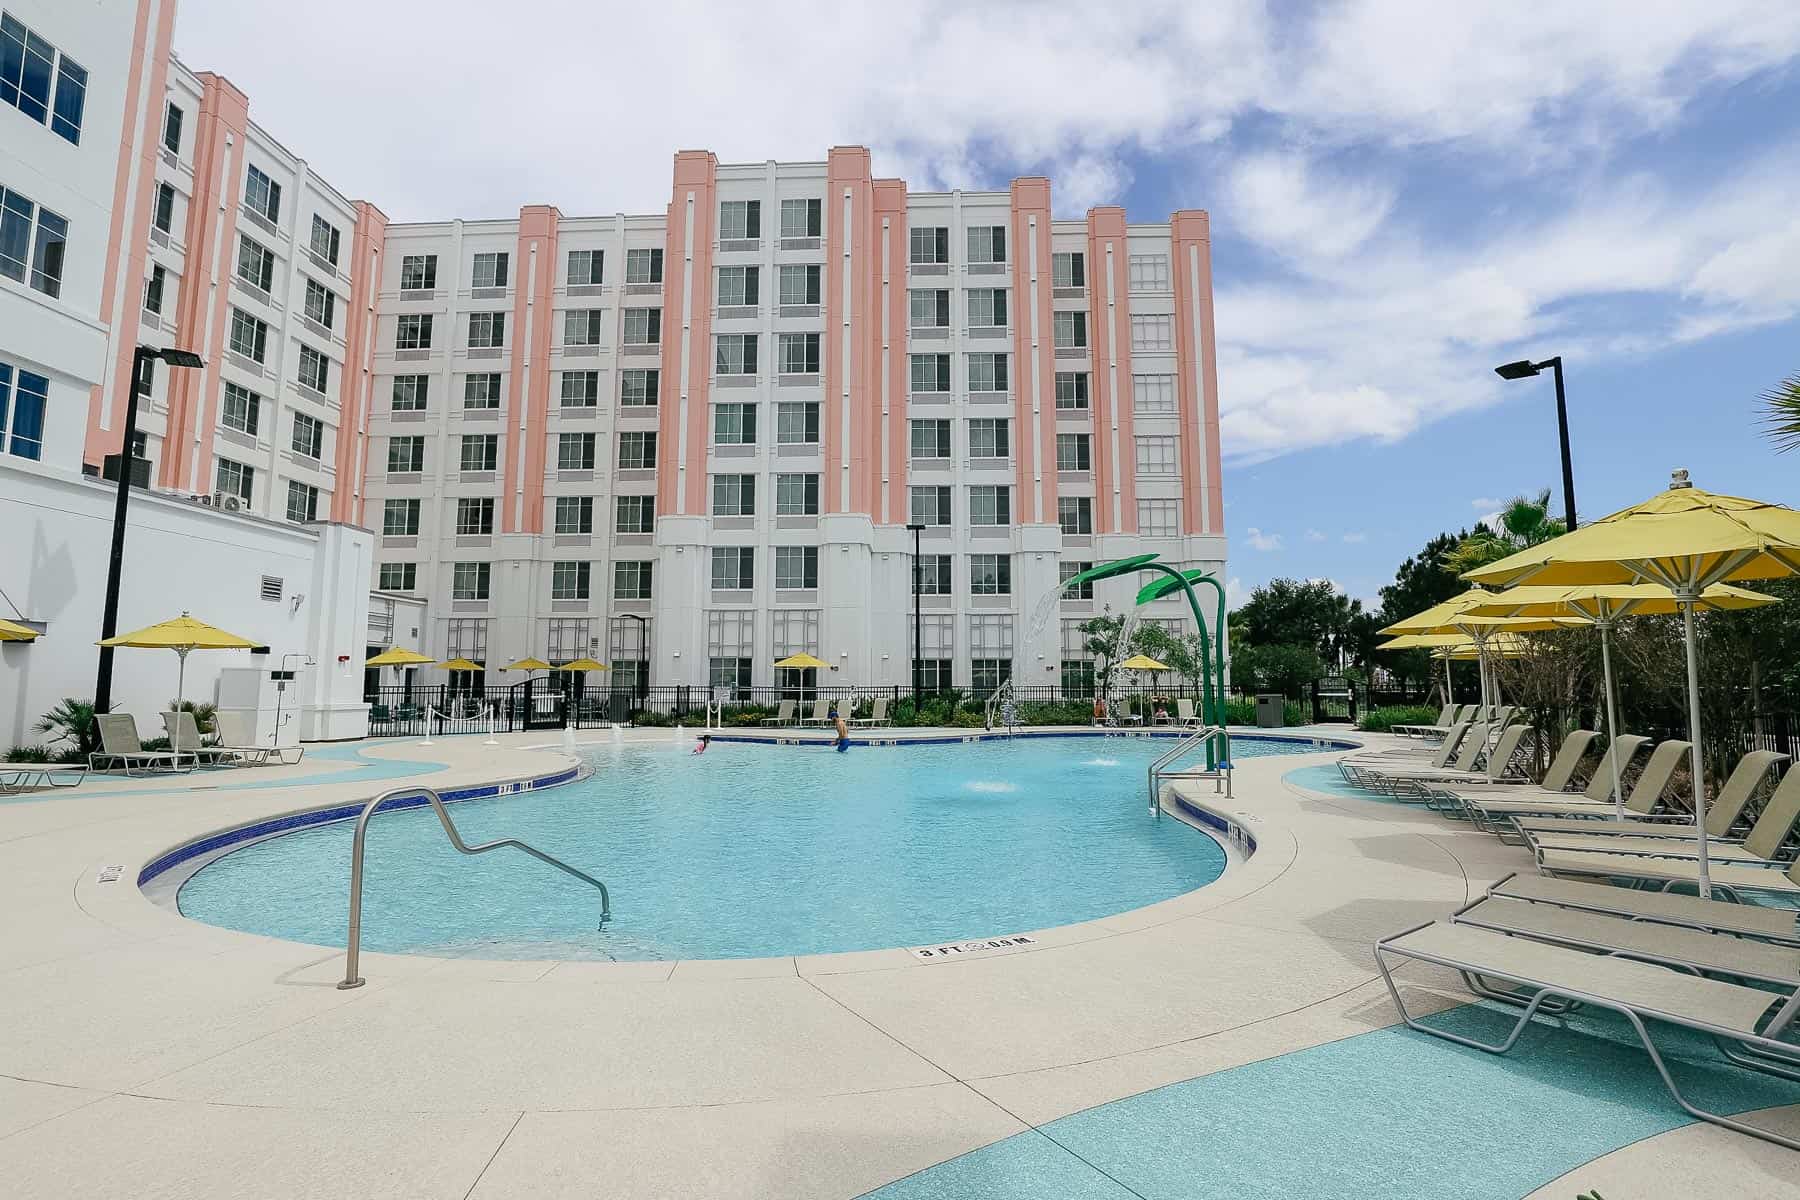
{"left": 1255, "top": 693, "right": 1285, "bottom": 728}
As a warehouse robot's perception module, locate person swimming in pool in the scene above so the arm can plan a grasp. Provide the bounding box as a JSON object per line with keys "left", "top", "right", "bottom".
{"left": 692, "top": 734, "right": 711, "bottom": 755}
{"left": 833, "top": 705, "right": 849, "bottom": 752}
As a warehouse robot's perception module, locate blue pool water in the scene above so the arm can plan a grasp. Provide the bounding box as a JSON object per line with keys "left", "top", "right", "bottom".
{"left": 175, "top": 734, "right": 1314, "bottom": 961}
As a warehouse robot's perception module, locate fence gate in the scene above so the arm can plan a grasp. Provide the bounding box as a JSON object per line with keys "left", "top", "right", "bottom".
{"left": 1310, "top": 677, "right": 1357, "bottom": 724}
{"left": 519, "top": 679, "right": 567, "bottom": 731}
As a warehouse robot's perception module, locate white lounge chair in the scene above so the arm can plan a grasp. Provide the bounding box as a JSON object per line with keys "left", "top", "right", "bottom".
{"left": 759, "top": 700, "right": 796, "bottom": 727}
{"left": 162, "top": 710, "right": 239, "bottom": 767}
{"left": 851, "top": 697, "right": 889, "bottom": 727}
{"left": 211, "top": 710, "right": 305, "bottom": 766}
{"left": 1449, "top": 735, "right": 1652, "bottom": 835}
{"left": 90, "top": 714, "right": 189, "bottom": 775}
{"left": 1487, "top": 871, "right": 1800, "bottom": 945}
{"left": 1176, "top": 698, "right": 1200, "bottom": 727}
{"left": 1391, "top": 703, "right": 1457, "bottom": 738}
{"left": 1353, "top": 724, "right": 1529, "bottom": 795}
{"left": 799, "top": 699, "right": 832, "bottom": 727}
{"left": 0, "top": 764, "right": 87, "bottom": 794}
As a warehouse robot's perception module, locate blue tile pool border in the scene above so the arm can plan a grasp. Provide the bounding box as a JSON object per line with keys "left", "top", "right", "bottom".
{"left": 706, "top": 728, "right": 1362, "bottom": 752}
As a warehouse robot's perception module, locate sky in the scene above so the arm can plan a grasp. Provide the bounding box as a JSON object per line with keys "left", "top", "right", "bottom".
{"left": 175, "top": 1, "right": 1800, "bottom": 612}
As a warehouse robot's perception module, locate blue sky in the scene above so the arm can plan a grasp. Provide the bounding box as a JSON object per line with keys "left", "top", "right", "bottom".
{"left": 179, "top": 2, "right": 1800, "bottom": 611}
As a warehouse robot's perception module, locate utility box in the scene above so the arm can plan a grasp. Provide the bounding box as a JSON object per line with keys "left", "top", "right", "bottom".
{"left": 1255, "top": 693, "right": 1285, "bottom": 728}
{"left": 217, "top": 667, "right": 302, "bottom": 748}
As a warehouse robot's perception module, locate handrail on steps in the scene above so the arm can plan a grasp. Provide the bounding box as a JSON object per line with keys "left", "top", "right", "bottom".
{"left": 1148, "top": 726, "right": 1233, "bottom": 819}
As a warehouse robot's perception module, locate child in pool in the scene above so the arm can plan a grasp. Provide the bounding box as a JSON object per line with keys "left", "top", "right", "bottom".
{"left": 692, "top": 734, "right": 711, "bottom": 754}
{"left": 833, "top": 706, "right": 849, "bottom": 752}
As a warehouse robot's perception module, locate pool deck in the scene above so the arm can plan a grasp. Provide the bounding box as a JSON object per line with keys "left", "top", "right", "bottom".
{"left": 0, "top": 727, "right": 1793, "bottom": 1196}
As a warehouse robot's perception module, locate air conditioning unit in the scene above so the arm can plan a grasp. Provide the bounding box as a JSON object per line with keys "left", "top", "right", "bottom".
{"left": 219, "top": 494, "right": 242, "bottom": 512}
{"left": 194, "top": 493, "right": 214, "bottom": 506}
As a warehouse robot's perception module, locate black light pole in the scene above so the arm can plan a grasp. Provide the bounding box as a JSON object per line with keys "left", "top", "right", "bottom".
{"left": 1494, "top": 355, "right": 1577, "bottom": 530}
{"left": 906, "top": 523, "right": 925, "bottom": 700}
{"left": 95, "top": 345, "right": 205, "bottom": 714}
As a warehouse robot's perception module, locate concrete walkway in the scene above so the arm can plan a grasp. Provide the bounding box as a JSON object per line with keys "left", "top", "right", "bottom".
{"left": 0, "top": 728, "right": 1791, "bottom": 1197}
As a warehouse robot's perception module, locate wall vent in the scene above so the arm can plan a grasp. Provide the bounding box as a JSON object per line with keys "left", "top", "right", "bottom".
{"left": 260, "top": 576, "right": 284, "bottom": 602}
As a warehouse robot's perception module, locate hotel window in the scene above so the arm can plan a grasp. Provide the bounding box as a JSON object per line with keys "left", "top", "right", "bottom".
{"left": 971, "top": 657, "right": 1012, "bottom": 694}
{"left": 554, "top": 495, "right": 593, "bottom": 534}
{"left": 310, "top": 215, "right": 341, "bottom": 267}
{"left": 388, "top": 434, "right": 425, "bottom": 473}
{"left": 710, "top": 651, "right": 752, "bottom": 692}
{"left": 775, "top": 400, "right": 819, "bottom": 445}
{"left": 775, "top": 473, "right": 819, "bottom": 516}
{"left": 560, "top": 370, "right": 598, "bottom": 408}
{"left": 221, "top": 383, "right": 261, "bottom": 436}
{"left": 715, "top": 332, "right": 757, "bottom": 376}
{"left": 713, "top": 403, "right": 756, "bottom": 446}
{"left": 1058, "top": 496, "right": 1093, "bottom": 535}
{"left": 456, "top": 505, "right": 493, "bottom": 550}
{"left": 969, "top": 553, "right": 1010, "bottom": 595}
{"left": 382, "top": 498, "right": 421, "bottom": 536}
{"left": 304, "top": 278, "right": 336, "bottom": 330}
{"left": 1135, "top": 435, "right": 1178, "bottom": 476}
{"left": 28, "top": 29, "right": 87, "bottom": 144}
{"left": 967, "top": 418, "right": 1009, "bottom": 460}
{"left": 143, "top": 265, "right": 167, "bottom": 315}
{"left": 399, "top": 254, "right": 436, "bottom": 291}
{"left": 909, "top": 485, "right": 951, "bottom": 526}
{"left": 968, "top": 484, "right": 1010, "bottom": 526}
{"left": 1052, "top": 251, "right": 1085, "bottom": 288}
{"left": 967, "top": 353, "right": 1008, "bottom": 394}
{"left": 910, "top": 418, "right": 950, "bottom": 460}
{"left": 557, "top": 432, "right": 597, "bottom": 470}
{"left": 1053, "top": 310, "right": 1086, "bottom": 349}
{"left": 616, "top": 494, "right": 654, "bottom": 533}
{"left": 710, "top": 546, "right": 754, "bottom": 590}
{"left": 285, "top": 481, "right": 319, "bottom": 523}
{"left": 618, "top": 430, "right": 657, "bottom": 468}
{"left": 471, "top": 251, "right": 509, "bottom": 289}
{"left": 291, "top": 411, "right": 323, "bottom": 460}
{"left": 378, "top": 563, "right": 416, "bottom": 591}
{"left": 1133, "top": 373, "right": 1177, "bottom": 413}
{"left": 780, "top": 198, "right": 822, "bottom": 238}
{"left": 717, "top": 265, "right": 759, "bottom": 306}
{"left": 1061, "top": 658, "right": 1096, "bottom": 696}
{"left": 909, "top": 289, "right": 949, "bottom": 328}
{"left": 1128, "top": 253, "right": 1171, "bottom": 292}
{"left": 719, "top": 199, "right": 761, "bottom": 240}
{"left": 551, "top": 562, "right": 590, "bottom": 601}
{"left": 623, "top": 307, "right": 661, "bottom": 345}
{"left": 395, "top": 313, "right": 433, "bottom": 350}
{"left": 1130, "top": 314, "right": 1173, "bottom": 351}
{"left": 467, "top": 311, "right": 505, "bottom": 349}
{"left": 909, "top": 353, "right": 950, "bottom": 393}
{"left": 1057, "top": 432, "right": 1091, "bottom": 471}
{"left": 620, "top": 368, "right": 659, "bottom": 406}
{"left": 459, "top": 433, "right": 497, "bottom": 472}
{"left": 229, "top": 309, "right": 269, "bottom": 362}
{"left": 463, "top": 372, "right": 501, "bottom": 409}
{"left": 0, "top": 361, "right": 48, "bottom": 460}
{"left": 236, "top": 236, "right": 274, "bottom": 292}
{"left": 915, "top": 554, "right": 951, "bottom": 595}
{"left": 615, "top": 560, "right": 654, "bottom": 600}
{"left": 967, "top": 225, "right": 1006, "bottom": 265}
{"left": 909, "top": 226, "right": 949, "bottom": 265}
{"left": 774, "top": 546, "right": 818, "bottom": 590}
{"left": 712, "top": 473, "right": 756, "bottom": 517}
{"left": 153, "top": 182, "right": 175, "bottom": 234}
{"left": 215, "top": 457, "right": 254, "bottom": 504}
{"left": 1137, "top": 498, "right": 1179, "bottom": 537}
{"left": 625, "top": 247, "right": 662, "bottom": 284}
{"left": 1054, "top": 371, "right": 1089, "bottom": 409}
{"left": 244, "top": 165, "right": 281, "bottom": 224}
{"left": 563, "top": 308, "right": 603, "bottom": 347}
{"left": 779, "top": 264, "right": 821, "bottom": 306}
{"left": 162, "top": 103, "right": 183, "bottom": 155}
{"left": 1060, "top": 560, "right": 1095, "bottom": 599}
{"left": 297, "top": 345, "right": 329, "bottom": 395}
{"left": 778, "top": 332, "right": 820, "bottom": 374}
{"left": 566, "top": 248, "right": 602, "bottom": 286}
{"left": 452, "top": 562, "right": 491, "bottom": 600}
{"left": 391, "top": 375, "right": 428, "bottom": 411}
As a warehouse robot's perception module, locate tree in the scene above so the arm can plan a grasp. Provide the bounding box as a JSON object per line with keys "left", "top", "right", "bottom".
{"left": 34, "top": 698, "right": 103, "bottom": 762}
{"left": 1232, "top": 643, "right": 1324, "bottom": 698}
{"left": 1233, "top": 579, "right": 1354, "bottom": 660}
{"left": 1442, "top": 489, "right": 1565, "bottom": 576}
{"left": 1763, "top": 373, "right": 1800, "bottom": 453}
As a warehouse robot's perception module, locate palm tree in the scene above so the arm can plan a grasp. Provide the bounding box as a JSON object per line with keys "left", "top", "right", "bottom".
{"left": 1442, "top": 489, "right": 1566, "bottom": 575}
{"left": 1763, "top": 374, "right": 1800, "bottom": 453}
{"left": 34, "top": 698, "right": 103, "bottom": 760}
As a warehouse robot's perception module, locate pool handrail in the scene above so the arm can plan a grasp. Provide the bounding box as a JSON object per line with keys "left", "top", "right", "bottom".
{"left": 1148, "top": 726, "right": 1233, "bottom": 818}
{"left": 337, "top": 784, "right": 611, "bottom": 989}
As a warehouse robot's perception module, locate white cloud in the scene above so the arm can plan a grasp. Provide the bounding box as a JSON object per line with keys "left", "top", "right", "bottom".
{"left": 1226, "top": 152, "right": 1396, "bottom": 262}
{"left": 1470, "top": 497, "right": 1502, "bottom": 511}
{"left": 1341, "top": 532, "right": 1368, "bottom": 544}
{"left": 1304, "top": 528, "right": 1327, "bottom": 542}
{"left": 1244, "top": 527, "right": 1284, "bottom": 552}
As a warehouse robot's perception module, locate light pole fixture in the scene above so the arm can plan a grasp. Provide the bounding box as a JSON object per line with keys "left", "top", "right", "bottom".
{"left": 1494, "top": 355, "right": 1577, "bottom": 531}
{"left": 905, "top": 523, "right": 925, "bottom": 700}
{"left": 95, "top": 344, "right": 206, "bottom": 715}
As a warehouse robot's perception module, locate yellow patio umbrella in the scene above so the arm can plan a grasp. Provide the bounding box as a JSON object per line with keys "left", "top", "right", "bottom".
{"left": 438, "top": 658, "right": 484, "bottom": 672}
{"left": 365, "top": 646, "right": 433, "bottom": 667}
{"left": 0, "top": 617, "right": 39, "bottom": 642}
{"left": 97, "top": 612, "right": 256, "bottom": 717}
{"left": 1464, "top": 471, "right": 1800, "bottom": 895}
{"left": 1117, "top": 653, "right": 1172, "bottom": 672}
{"left": 1381, "top": 590, "right": 1584, "bottom": 720}
{"left": 773, "top": 652, "right": 830, "bottom": 670}
{"left": 505, "top": 656, "right": 552, "bottom": 672}
{"left": 553, "top": 658, "right": 609, "bottom": 672}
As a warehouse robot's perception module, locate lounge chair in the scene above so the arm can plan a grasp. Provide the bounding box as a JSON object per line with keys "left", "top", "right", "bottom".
{"left": 759, "top": 699, "right": 797, "bottom": 727}
{"left": 212, "top": 710, "right": 305, "bottom": 766}
{"left": 89, "top": 714, "right": 189, "bottom": 775}
{"left": 851, "top": 697, "right": 889, "bottom": 727}
{"left": 1340, "top": 722, "right": 1486, "bottom": 789}
{"left": 1520, "top": 751, "right": 1793, "bottom": 859}
{"left": 162, "top": 710, "right": 240, "bottom": 767}
{"left": 1341, "top": 719, "right": 1475, "bottom": 771}
{"left": 1176, "top": 698, "right": 1200, "bottom": 727}
{"left": 1449, "top": 735, "right": 1652, "bottom": 835}
{"left": 1374, "top": 919, "right": 1800, "bottom": 1151}
{"left": 1508, "top": 748, "right": 1783, "bottom": 843}
{"left": 0, "top": 764, "right": 87, "bottom": 794}
{"left": 1391, "top": 703, "right": 1457, "bottom": 739}
{"left": 1346, "top": 725, "right": 1530, "bottom": 799}
{"left": 799, "top": 699, "right": 831, "bottom": 727}
{"left": 1487, "top": 871, "right": 1800, "bottom": 945}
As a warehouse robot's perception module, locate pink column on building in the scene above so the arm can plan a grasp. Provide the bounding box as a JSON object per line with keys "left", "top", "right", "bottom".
{"left": 1171, "top": 209, "right": 1223, "bottom": 535}
{"left": 1085, "top": 206, "right": 1137, "bottom": 533}
{"left": 83, "top": 0, "right": 178, "bottom": 469}
{"left": 823, "top": 147, "right": 876, "bottom": 516}
{"left": 333, "top": 200, "right": 388, "bottom": 524}
{"left": 158, "top": 71, "right": 250, "bottom": 495}
{"left": 657, "top": 151, "right": 717, "bottom": 518}
{"left": 872, "top": 177, "right": 908, "bottom": 526}
{"left": 503, "top": 205, "right": 559, "bottom": 534}
{"left": 1009, "top": 178, "right": 1058, "bottom": 525}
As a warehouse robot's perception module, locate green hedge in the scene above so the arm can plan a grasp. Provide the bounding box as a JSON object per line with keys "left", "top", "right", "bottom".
{"left": 1357, "top": 705, "right": 1440, "bottom": 733}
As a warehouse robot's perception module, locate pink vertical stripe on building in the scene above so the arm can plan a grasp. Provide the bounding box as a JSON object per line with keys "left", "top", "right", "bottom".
{"left": 824, "top": 147, "right": 875, "bottom": 516}
{"left": 1009, "top": 178, "right": 1058, "bottom": 525}
{"left": 872, "top": 178, "right": 908, "bottom": 525}
{"left": 658, "top": 151, "right": 716, "bottom": 518}
{"left": 1170, "top": 210, "right": 1220, "bottom": 535}
{"left": 333, "top": 200, "right": 388, "bottom": 524}
{"left": 504, "top": 205, "right": 559, "bottom": 534}
{"left": 1085, "top": 206, "right": 1137, "bottom": 533}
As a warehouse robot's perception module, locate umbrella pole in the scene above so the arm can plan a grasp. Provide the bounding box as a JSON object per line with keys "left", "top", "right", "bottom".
{"left": 1679, "top": 598, "right": 1712, "bottom": 899}
{"left": 1444, "top": 657, "right": 1453, "bottom": 707}
{"left": 1598, "top": 621, "right": 1624, "bottom": 819}
{"left": 175, "top": 647, "right": 189, "bottom": 769}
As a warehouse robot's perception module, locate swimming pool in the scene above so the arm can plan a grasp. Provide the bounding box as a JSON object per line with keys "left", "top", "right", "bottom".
{"left": 173, "top": 734, "right": 1322, "bottom": 961}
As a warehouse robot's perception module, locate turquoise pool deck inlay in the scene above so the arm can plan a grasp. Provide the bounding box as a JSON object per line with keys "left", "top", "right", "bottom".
{"left": 866, "top": 1003, "right": 1799, "bottom": 1199}
{"left": 1282, "top": 762, "right": 1417, "bottom": 803}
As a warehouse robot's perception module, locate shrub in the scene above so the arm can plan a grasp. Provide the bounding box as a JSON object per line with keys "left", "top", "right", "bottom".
{"left": 5, "top": 745, "right": 51, "bottom": 763}
{"left": 1358, "top": 705, "right": 1441, "bottom": 733}
{"left": 34, "top": 698, "right": 104, "bottom": 758}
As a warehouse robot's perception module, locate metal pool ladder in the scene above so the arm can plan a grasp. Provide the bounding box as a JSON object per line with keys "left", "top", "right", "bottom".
{"left": 1147, "top": 726, "right": 1233, "bottom": 819}
{"left": 337, "top": 784, "right": 611, "bottom": 989}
